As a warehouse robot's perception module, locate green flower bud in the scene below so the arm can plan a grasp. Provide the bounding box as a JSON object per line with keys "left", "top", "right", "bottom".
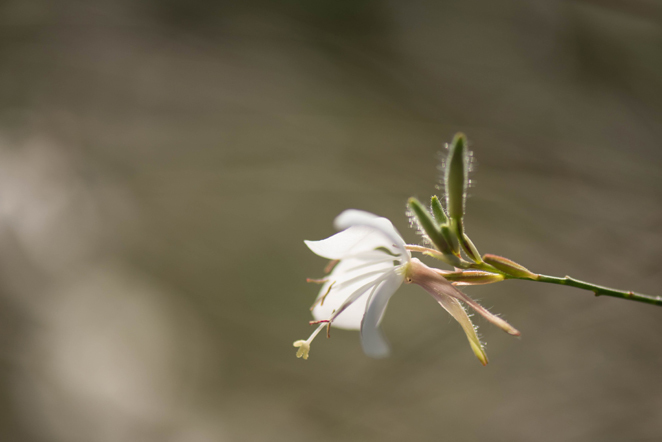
{"left": 483, "top": 254, "right": 539, "bottom": 279}
{"left": 445, "top": 133, "right": 470, "bottom": 220}
{"left": 442, "top": 271, "right": 505, "bottom": 285}
{"left": 447, "top": 217, "right": 481, "bottom": 263}
{"left": 408, "top": 197, "right": 452, "bottom": 255}
{"left": 460, "top": 233, "right": 482, "bottom": 264}
{"left": 430, "top": 195, "right": 448, "bottom": 225}
{"left": 440, "top": 224, "right": 460, "bottom": 256}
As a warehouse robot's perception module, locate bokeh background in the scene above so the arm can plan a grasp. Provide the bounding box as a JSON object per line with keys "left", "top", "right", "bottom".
{"left": 1, "top": 0, "right": 661, "bottom": 441}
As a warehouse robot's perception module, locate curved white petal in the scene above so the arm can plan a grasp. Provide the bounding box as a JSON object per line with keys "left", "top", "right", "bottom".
{"left": 305, "top": 225, "right": 399, "bottom": 260}
{"left": 312, "top": 257, "right": 393, "bottom": 329}
{"left": 307, "top": 210, "right": 409, "bottom": 334}
{"left": 333, "top": 210, "right": 409, "bottom": 258}
{"left": 360, "top": 271, "right": 404, "bottom": 358}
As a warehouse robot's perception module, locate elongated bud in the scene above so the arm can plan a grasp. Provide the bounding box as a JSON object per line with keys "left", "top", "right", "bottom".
{"left": 440, "top": 224, "right": 460, "bottom": 256}
{"left": 460, "top": 233, "right": 482, "bottom": 263}
{"left": 408, "top": 197, "right": 452, "bottom": 255}
{"left": 442, "top": 271, "right": 505, "bottom": 285}
{"left": 483, "top": 254, "right": 539, "bottom": 279}
{"left": 430, "top": 195, "right": 448, "bottom": 225}
{"left": 448, "top": 217, "right": 480, "bottom": 263}
{"left": 431, "top": 196, "right": 460, "bottom": 255}
{"left": 445, "top": 133, "right": 470, "bottom": 220}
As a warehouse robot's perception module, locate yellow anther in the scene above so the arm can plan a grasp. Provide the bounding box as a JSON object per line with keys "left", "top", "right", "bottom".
{"left": 310, "top": 281, "right": 335, "bottom": 310}
{"left": 293, "top": 340, "right": 310, "bottom": 360}
{"left": 292, "top": 322, "right": 328, "bottom": 360}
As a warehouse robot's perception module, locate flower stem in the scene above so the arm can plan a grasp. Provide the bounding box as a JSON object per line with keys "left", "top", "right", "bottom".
{"left": 405, "top": 245, "right": 662, "bottom": 307}
{"left": 521, "top": 274, "right": 662, "bottom": 307}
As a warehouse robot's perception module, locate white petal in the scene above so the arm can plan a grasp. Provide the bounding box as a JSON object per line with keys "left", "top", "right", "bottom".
{"left": 311, "top": 258, "right": 393, "bottom": 329}
{"left": 333, "top": 210, "right": 408, "bottom": 257}
{"left": 334, "top": 254, "right": 399, "bottom": 277}
{"left": 305, "top": 225, "right": 399, "bottom": 260}
{"left": 330, "top": 270, "right": 395, "bottom": 324}
{"left": 360, "top": 271, "right": 404, "bottom": 358}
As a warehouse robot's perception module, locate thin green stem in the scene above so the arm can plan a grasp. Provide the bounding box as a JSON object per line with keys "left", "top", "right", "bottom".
{"left": 405, "top": 245, "right": 662, "bottom": 307}
{"left": 523, "top": 274, "right": 662, "bottom": 307}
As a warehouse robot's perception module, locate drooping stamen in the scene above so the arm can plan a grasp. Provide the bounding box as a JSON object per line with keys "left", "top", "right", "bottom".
{"left": 310, "top": 319, "right": 332, "bottom": 338}
{"left": 307, "top": 278, "right": 329, "bottom": 284}
{"left": 310, "top": 282, "right": 335, "bottom": 310}
{"left": 293, "top": 322, "right": 328, "bottom": 360}
{"left": 324, "top": 259, "right": 339, "bottom": 274}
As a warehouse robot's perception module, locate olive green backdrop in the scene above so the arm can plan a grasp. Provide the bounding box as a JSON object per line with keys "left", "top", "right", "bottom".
{"left": 0, "top": 0, "right": 661, "bottom": 441}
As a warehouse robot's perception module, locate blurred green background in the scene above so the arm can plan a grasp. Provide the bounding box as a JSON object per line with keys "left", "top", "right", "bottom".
{"left": 1, "top": 0, "right": 661, "bottom": 441}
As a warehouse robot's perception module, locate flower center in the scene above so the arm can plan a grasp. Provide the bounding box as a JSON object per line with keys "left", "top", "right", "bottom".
{"left": 400, "top": 261, "right": 413, "bottom": 283}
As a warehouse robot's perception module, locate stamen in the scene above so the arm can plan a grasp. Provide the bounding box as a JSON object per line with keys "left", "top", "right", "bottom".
{"left": 293, "top": 322, "right": 328, "bottom": 360}
{"left": 324, "top": 259, "right": 339, "bottom": 274}
{"left": 307, "top": 278, "right": 329, "bottom": 284}
{"left": 310, "top": 319, "right": 332, "bottom": 338}
{"left": 292, "top": 340, "right": 309, "bottom": 359}
{"left": 310, "top": 282, "right": 336, "bottom": 310}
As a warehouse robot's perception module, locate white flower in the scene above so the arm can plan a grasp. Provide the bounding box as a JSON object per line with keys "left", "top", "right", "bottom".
{"left": 294, "top": 210, "right": 519, "bottom": 364}
{"left": 302, "top": 209, "right": 411, "bottom": 358}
